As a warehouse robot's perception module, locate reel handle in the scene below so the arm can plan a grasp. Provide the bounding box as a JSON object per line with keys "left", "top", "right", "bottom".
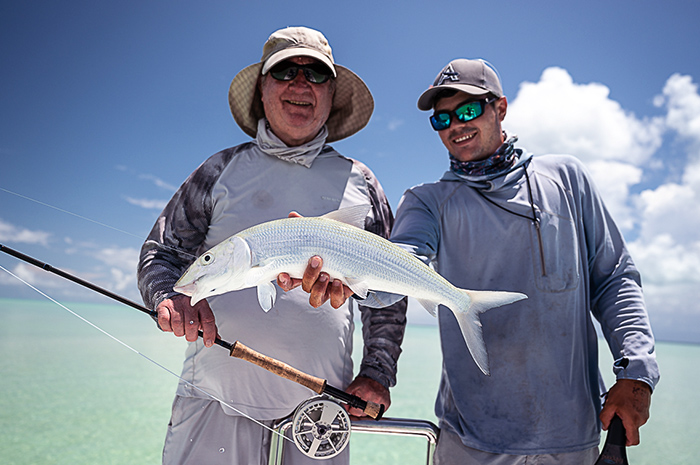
{"left": 230, "top": 341, "right": 327, "bottom": 394}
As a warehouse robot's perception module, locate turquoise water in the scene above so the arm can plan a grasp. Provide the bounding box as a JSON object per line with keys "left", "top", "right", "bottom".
{"left": 0, "top": 298, "right": 697, "bottom": 464}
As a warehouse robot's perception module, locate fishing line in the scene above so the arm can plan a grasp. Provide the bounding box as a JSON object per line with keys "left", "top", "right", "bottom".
{"left": 0, "top": 263, "right": 293, "bottom": 444}
{"left": 0, "top": 186, "right": 197, "bottom": 260}
{"left": 1, "top": 186, "right": 143, "bottom": 241}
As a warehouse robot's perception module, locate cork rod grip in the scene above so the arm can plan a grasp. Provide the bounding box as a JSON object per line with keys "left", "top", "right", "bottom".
{"left": 230, "top": 341, "right": 327, "bottom": 394}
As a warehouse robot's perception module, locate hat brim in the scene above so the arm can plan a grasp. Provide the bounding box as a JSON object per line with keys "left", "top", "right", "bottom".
{"left": 229, "top": 63, "right": 373, "bottom": 143}
{"left": 261, "top": 48, "right": 337, "bottom": 77}
{"left": 417, "top": 84, "right": 491, "bottom": 111}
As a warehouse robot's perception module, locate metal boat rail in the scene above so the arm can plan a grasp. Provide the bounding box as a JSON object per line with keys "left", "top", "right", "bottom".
{"left": 269, "top": 417, "right": 439, "bottom": 465}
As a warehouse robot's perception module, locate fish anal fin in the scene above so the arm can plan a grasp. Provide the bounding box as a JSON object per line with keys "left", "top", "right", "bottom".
{"left": 320, "top": 205, "right": 371, "bottom": 229}
{"left": 345, "top": 276, "right": 370, "bottom": 299}
{"left": 256, "top": 281, "right": 277, "bottom": 312}
{"left": 415, "top": 298, "right": 439, "bottom": 317}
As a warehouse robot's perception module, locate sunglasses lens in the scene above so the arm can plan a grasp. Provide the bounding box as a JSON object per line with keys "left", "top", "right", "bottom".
{"left": 430, "top": 113, "right": 451, "bottom": 131}
{"left": 270, "top": 64, "right": 298, "bottom": 81}
{"left": 269, "top": 61, "right": 331, "bottom": 84}
{"left": 455, "top": 101, "right": 483, "bottom": 122}
{"left": 303, "top": 63, "right": 331, "bottom": 83}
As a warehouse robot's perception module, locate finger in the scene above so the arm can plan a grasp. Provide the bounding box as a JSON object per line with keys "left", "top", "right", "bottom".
{"left": 345, "top": 405, "right": 367, "bottom": 419}
{"left": 277, "top": 273, "right": 292, "bottom": 291}
{"left": 329, "top": 280, "right": 348, "bottom": 309}
{"left": 599, "top": 406, "right": 615, "bottom": 430}
{"left": 277, "top": 273, "right": 302, "bottom": 292}
{"left": 183, "top": 309, "right": 200, "bottom": 342}
{"left": 170, "top": 306, "right": 186, "bottom": 337}
{"left": 156, "top": 305, "right": 174, "bottom": 333}
{"left": 301, "top": 256, "right": 323, "bottom": 293}
{"left": 627, "top": 429, "right": 640, "bottom": 446}
{"left": 197, "top": 302, "right": 218, "bottom": 347}
{"left": 309, "top": 273, "right": 330, "bottom": 308}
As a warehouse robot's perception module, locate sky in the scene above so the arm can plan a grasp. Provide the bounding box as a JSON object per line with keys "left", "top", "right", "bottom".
{"left": 1, "top": 0, "right": 699, "bottom": 343}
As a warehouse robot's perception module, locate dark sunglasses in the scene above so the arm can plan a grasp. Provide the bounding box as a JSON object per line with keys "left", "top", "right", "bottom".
{"left": 268, "top": 60, "right": 333, "bottom": 84}
{"left": 430, "top": 97, "right": 497, "bottom": 131}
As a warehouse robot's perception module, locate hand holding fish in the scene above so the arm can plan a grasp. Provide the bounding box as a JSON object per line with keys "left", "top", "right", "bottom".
{"left": 276, "top": 211, "right": 352, "bottom": 309}
{"left": 173, "top": 205, "right": 527, "bottom": 375}
{"left": 156, "top": 294, "right": 219, "bottom": 347}
{"left": 277, "top": 256, "right": 352, "bottom": 309}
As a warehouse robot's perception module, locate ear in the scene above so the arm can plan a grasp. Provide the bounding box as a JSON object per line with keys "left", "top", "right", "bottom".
{"left": 495, "top": 96, "right": 508, "bottom": 122}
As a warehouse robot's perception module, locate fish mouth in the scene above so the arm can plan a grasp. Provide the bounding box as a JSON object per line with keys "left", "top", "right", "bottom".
{"left": 173, "top": 280, "right": 198, "bottom": 297}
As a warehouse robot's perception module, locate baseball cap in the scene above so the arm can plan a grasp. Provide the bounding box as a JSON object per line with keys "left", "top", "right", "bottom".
{"left": 417, "top": 58, "right": 503, "bottom": 111}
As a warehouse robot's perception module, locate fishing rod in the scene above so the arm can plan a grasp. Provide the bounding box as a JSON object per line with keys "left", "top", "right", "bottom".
{"left": 0, "top": 243, "right": 384, "bottom": 420}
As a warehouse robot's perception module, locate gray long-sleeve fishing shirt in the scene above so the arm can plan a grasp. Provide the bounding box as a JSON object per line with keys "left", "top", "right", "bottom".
{"left": 137, "top": 139, "right": 406, "bottom": 420}
{"left": 366, "top": 151, "right": 659, "bottom": 454}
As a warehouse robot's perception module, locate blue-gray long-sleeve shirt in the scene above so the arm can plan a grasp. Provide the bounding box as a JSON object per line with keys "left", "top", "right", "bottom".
{"left": 370, "top": 152, "right": 659, "bottom": 454}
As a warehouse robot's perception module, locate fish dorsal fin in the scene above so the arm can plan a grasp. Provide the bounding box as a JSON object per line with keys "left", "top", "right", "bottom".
{"left": 345, "top": 276, "right": 370, "bottom": 299}
{"left": 320, "top": 204, "right": 371, "bottom": 229}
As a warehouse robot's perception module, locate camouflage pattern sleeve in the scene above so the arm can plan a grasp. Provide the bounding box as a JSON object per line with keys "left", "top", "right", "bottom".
{"left": 352, "top": 160, "right": 408, "bottom": 389}
{"left": 137, "top": 147, "right": 239, "bottom": 310}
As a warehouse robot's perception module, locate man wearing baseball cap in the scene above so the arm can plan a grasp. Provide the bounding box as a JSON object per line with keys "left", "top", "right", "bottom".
{"left": 291, "top": 57, "right": 659, "bottom": 464}
{"left": 397, "top": 59, "right": 659, "bottom": 463}
{"left": 137, "top": 26, "right": 406, "bottom": 465}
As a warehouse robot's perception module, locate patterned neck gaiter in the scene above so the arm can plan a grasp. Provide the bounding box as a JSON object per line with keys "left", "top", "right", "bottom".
{"left": 450, "top": 133, "right": 518, "bottom": 178}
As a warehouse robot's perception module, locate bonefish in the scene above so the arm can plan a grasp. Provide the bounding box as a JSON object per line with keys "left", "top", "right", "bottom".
{"left": 174, "top": 205, "right": 527, "bottom": 375}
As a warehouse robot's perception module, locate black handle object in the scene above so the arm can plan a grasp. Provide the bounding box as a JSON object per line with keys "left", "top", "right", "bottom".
{"left": 595, "top": 415, "right": 628, "bottom": 465}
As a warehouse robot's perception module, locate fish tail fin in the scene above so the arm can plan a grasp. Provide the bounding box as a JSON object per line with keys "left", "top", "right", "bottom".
{"left": 450, "top": 290, "right": 527, "bottom": 376}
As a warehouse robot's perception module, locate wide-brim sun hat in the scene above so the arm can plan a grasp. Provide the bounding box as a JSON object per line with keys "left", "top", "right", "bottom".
{"left": 417, "top": 58, "right": 504, "bottom": 111}
{"left": 229, "top": 26, "right": 374, "bottom": 143}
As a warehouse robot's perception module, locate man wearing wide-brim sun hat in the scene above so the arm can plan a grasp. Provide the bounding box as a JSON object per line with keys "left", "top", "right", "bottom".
{"left": 229, "top": 26, "right": 374, "bottom": 143}
{"left": 137, "top": 25, "right": 407, "bottom": 465}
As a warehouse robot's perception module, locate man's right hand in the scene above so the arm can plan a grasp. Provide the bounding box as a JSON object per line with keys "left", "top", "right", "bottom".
{"left": 277, "top": 256, "right": 352, "bottom": 309}
{"left": 156, "top": 294, "right": 218, "bottom": 347}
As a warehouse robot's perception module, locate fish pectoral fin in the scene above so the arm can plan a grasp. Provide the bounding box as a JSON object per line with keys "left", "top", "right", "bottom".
{"left": 321, "top": 205, "right": 371, "bottom": 229}
{"left": 345, "top": 277, "right": 370, "bottom": 299}
{"left": 415, "top": 298, "right": 439, "bottom": 317}
{"left": 245, "top": 265, "right": 268, "bottom": 287}
{"left": 256, "top": 281, "right": 277, "bottom": 312}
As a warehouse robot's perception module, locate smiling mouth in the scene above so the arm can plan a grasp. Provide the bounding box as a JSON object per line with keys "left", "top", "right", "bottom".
{"left": 454, "top": 132, "right": 476, "bottom": 143}
{"left": 287, "top": 100, "right": 312, "bottom": 106}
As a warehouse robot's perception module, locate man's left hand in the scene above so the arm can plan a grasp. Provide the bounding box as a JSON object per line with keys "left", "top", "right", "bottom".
{"left": 599, "top": 378, "right": 652, "bottom": 446}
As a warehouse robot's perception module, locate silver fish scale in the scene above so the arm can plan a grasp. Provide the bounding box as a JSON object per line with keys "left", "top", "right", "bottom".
{"left": 238, "top": 217, "right": 462, "bottom": 305}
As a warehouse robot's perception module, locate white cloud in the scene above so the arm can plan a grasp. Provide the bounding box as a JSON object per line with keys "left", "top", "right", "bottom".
{"left": 0, "top": 218, "right": 51, "bottom": 245}
{"left": 628, "top": 76, "right": 700, "bottom": 321}
{"left": 586, "top": 161, "right": 642, "bottom": 232}
{"left": 658, "top": 73, "right": 700, "bottom": 143}
{"left": 92, "top": 246, "right": 140, "bottom": 295}
{"left": 504, "top": 67, "right": 664, "bottom": 165}
{"left": 139, "top": 174, "right": 178, "bottom": 192}
{"left": 125, "top": 197, "right": 168, "bottom": 210}
{"left": 503, "top": 68, "right": 700, "bottom": 340}
{"left": 388, "top": 118, "right": 404, "bottom": 131}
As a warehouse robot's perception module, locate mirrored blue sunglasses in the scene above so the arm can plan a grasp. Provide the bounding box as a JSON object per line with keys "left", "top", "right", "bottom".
{"left": 430, "top": 97, "right": 497, "bottom": 131}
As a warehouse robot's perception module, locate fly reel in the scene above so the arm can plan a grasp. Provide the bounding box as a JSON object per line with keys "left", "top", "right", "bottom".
{"left": 291, "top": 396, "right": 351, "bottom": 460}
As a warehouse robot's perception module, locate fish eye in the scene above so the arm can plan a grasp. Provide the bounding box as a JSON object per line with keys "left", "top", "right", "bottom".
{"left": 201, "top": 253, "right": 214, "bottom": 264}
